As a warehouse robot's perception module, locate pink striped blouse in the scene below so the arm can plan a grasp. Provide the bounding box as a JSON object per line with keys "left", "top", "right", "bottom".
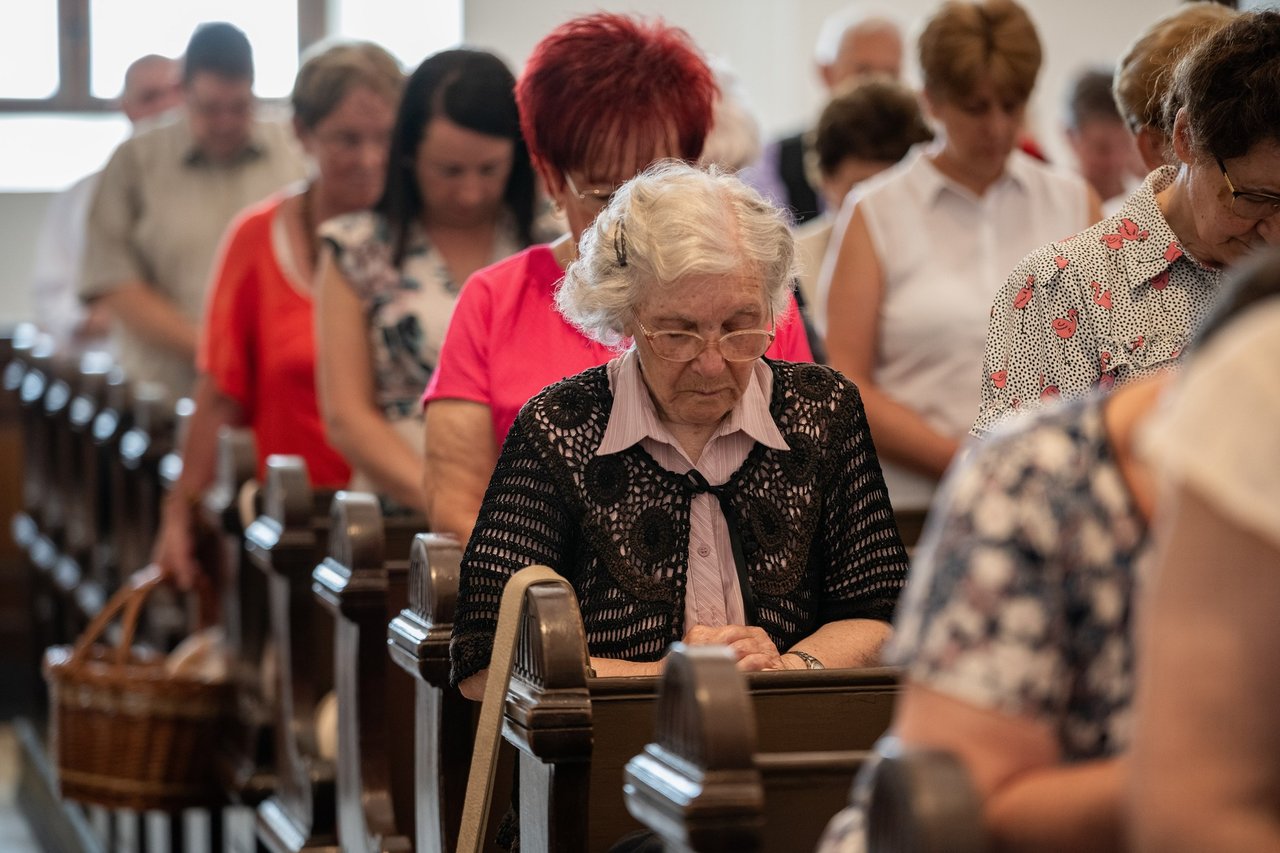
{"left": 598, "top": 351, "right": 789, "bottom": 630}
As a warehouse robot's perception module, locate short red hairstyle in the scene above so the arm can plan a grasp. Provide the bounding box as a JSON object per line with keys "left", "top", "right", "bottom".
{"left": 517, "top": 13, "right": 717, "bottom": 177}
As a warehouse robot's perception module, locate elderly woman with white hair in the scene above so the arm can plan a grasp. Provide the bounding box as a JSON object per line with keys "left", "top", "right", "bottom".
{"left": 450, "top": 161, "right": 909, "bottom": 697}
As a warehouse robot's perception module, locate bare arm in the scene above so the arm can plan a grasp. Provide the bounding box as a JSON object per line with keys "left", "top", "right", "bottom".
{"left": 423, "top": 399, "right": 498, "bottom": 544}
{"left": 894, "top": 681, "right": 1123, "bottom": 853}
{"left": 314, "top": 246, "right": 426, "bottom": 512}
{"left": 152, "top": 375, "right": 244, "bottom": 588}
{"left": 1129, "top": 485, "right": 1280, "bottom": 852}
{"left": 823, "top": 205, "right": 958, "bottom": 479}
{"left": 96, "top": 280, "right": 199, "bottom": 359}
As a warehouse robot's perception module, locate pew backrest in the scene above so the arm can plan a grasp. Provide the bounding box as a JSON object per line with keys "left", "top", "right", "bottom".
{"left": 503, "top": 581, "right": 899, "bottom": 853}
{"left": 312, "top": 493, "right": 424, "bottom": 853}
{"left": 387, "top": 533, "right": 477, "bottom": 853}
{"left": 245, "top": 455, "right": 336, "bottom": 848}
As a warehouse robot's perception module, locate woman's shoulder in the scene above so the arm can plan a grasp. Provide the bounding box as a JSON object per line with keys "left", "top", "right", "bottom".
{"left": 967, "top": 397, "right": 1108, "bottom": 492}
{"left": 852, "top": 148, "right": 927, "bottom": 209}
{"left": 1010, "top": 206, "right": 1127, "bottom": 285}
{"left": 767, "top": 360, "right": 862, "bottom": 424}
{"left": 465, "top": 243, "right": 559, "bottom": 292}
{"left": 518, "top": 364, "right": 613, "bottom": 434}
{"left": 1008, "top": 149, "right": 1092, "bottom": 196}
{"left": 228, "top": 192, "right": 290, "bottom": 236}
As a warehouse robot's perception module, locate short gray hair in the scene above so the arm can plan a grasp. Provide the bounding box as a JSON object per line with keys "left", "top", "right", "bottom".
{"left": 556, "top": 160, "right": 796, "bottom": 346}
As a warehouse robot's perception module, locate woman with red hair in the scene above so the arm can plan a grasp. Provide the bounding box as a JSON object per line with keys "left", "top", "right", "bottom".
{"left": 422, "top": 13, "right": 813, "bottom": 543}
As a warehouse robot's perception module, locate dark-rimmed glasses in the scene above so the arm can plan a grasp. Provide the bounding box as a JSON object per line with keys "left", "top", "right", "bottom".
{"left": 1216, "top": 157, "right": 1280, "bottom": 220}
{"left": 563, "top": 172, "right": 623, "bottom": 209}
{"left": 636, "top": 318, "right": 776, "bottom": 363}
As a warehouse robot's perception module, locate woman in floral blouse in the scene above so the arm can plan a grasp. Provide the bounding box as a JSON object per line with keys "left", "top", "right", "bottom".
{"left": 974, "top": 10, "right": 1280, "bottom": 437}
{"left": 819, "top": 227, "right": 1280, "bottom": 853}
{"left": 315, "top": 49, "right": 537, "bottom": 512}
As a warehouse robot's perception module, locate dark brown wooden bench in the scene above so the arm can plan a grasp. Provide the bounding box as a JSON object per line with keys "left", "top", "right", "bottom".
{"left": 247, "top": 456, "right": 338, "bottom": 853}
{"left": 387, "top": 533, "right": 512, "bottom": 853}
{"left": 203, "top": 428, "right": 279, "bottom": 809}
{"left": 624, "top": 642, "right": 872, "bottom": 852}
{"left": 58, "top": 352, "right": 116, "bottom": 623}
{"left": 498, "top": 580, "right": 899, "bottom": 853}
{"left": 88, "top": 366, "right": 132, "bottom": 595}
{"left": 312, "top": 493, "right": 425, "bottom": 853}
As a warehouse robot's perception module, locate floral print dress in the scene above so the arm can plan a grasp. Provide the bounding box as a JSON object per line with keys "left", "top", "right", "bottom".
{"left": 818, "top": 396, "right": 1149, "bottom": 853}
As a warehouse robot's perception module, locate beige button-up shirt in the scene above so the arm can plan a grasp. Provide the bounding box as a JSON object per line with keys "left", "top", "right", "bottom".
{"left": 81, "top": 112, "right": 306, "bottom": 397}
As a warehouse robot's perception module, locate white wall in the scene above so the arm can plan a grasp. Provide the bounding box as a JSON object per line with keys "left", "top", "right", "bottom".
{"left": 0, "top": 0, "right": 1217, "bottom": 328}
{"left": 0, "top": 193, "right": 53, "bottom": 327}
{"left": 463, "top": 0, "right": 1182, "bottom": 157}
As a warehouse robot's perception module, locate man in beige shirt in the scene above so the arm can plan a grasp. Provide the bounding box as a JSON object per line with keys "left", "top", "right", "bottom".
{"left": 81, "top": 21, "right": 305, "bottom": 397}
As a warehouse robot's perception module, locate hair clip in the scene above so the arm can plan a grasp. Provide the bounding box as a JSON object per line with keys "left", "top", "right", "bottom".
{"left": 614, "top": 217, "right": 629, "bottom": 268}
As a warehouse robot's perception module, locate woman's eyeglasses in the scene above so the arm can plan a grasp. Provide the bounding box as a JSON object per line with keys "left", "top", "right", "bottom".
{"left": 563, "top": 172, "right": 623, "bottom": 209}
{"left": 1216, "top": 157, "right": 1280, "bottom": 221}
{"left": 636, "top": 319, "right": 775, "bottom": 363}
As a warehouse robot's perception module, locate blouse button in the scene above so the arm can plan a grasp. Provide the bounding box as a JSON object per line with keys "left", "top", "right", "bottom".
{"left": 696, "top": 545, "right": 711, "bottom": 558}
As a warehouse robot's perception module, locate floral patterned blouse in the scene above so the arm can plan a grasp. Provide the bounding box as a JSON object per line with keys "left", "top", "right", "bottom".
{"left": 818, "top": 397, "right": 1149, "bottom": 853}
{"left": 320, "top": 210, "right": 523, "bottom": 421}
{"left": 973, "top": 166, "right": 1222, "bottom": 437}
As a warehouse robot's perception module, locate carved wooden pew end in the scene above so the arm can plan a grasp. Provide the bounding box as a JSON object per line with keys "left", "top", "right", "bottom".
{"left": 246, "top": 456, "right": 338, "bottom": 853}
{"left": 312, "top": 492, "right": 424, "bottom": 853}
{"left": 623, "top": 644, "right": 765, "bottom": 853}
{"left": 864, "top": 744, "right": 986, "bottom": 853}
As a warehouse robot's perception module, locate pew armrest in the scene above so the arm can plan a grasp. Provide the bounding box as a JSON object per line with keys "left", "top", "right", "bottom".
{"left": 865, "top": 742, "right": 987, "bottom": 853}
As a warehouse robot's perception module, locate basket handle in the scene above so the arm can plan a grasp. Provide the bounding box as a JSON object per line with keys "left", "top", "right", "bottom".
{"left": 69, "top": 565, "right": 167, "bottom": 669}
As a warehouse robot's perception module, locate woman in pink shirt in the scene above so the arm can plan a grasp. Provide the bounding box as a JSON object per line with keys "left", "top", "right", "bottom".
{"left": 421, "top": 13, "right": 813, "bottom": 544}
{"left": 451, "top": 161, "right": 906, "bottom": 698}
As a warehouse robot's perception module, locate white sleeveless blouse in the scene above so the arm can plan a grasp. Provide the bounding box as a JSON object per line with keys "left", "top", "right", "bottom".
{"left": 853, "top": 148, "right": 1092, "bottom": 509}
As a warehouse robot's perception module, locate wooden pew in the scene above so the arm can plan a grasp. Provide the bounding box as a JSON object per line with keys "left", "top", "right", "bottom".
{"left": 247, "top": 456, "right": 338, "bottom": 853}
{"left": 499, "top": 582, "right": 899, "bottom": 853}
{"left": 205, "top": 428, "right": 279, "bottom": 809}
{"left": 311, "top": 494, "right": 424, "bottom": 853}
{"left": 863, "top": 744, "right": 985, "bottom": 853}
{"left": 88, "top": 366, "right": 132, "bottom": 596}
{"left": 624, "top": 643, "right": 870, "bottom": 852}
{"left": 115, "top": 381, "right": 174, "bottom": 585}
{"left": 386, "top": 534, "right": 467, "bottom": 853}
{"left": 387, "top": 534, "right": 513, "bottom": 853}
{"left": 59, "top": 352, "right": 116, "bottom": 622}
{"left": 0, "top": 327, "right": 40, "bottom": 712}
{"left": 14, "top": 333, "right": 56, "bottom": 538}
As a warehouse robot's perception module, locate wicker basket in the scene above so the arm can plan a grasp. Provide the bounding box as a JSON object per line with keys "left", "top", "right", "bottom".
{"left": 42, "top": 567, "right": 231, "bottom": 812}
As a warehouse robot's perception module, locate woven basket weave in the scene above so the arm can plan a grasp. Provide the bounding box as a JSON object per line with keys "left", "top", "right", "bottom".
{"left": 42, "top": 567, "right": 231, "bottom": 812}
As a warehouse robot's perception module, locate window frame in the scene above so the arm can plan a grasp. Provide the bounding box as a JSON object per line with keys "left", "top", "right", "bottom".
{"left": 0, "top": 0, "right": 326, "bottom": 113}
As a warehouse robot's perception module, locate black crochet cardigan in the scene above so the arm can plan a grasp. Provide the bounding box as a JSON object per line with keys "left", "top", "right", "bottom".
{"left": 450, "top": 359, "right": 908, "bottom": 685}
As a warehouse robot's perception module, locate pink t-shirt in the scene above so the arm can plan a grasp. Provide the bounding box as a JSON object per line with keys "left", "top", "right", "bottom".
{"left": 422, "top": 244, "right": 814, "bottom": 447}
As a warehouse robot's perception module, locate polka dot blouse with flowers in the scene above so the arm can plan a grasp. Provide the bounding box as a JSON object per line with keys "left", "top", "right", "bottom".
{"left": 973, "top": 166, "right": 1222, "bottom": 437}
